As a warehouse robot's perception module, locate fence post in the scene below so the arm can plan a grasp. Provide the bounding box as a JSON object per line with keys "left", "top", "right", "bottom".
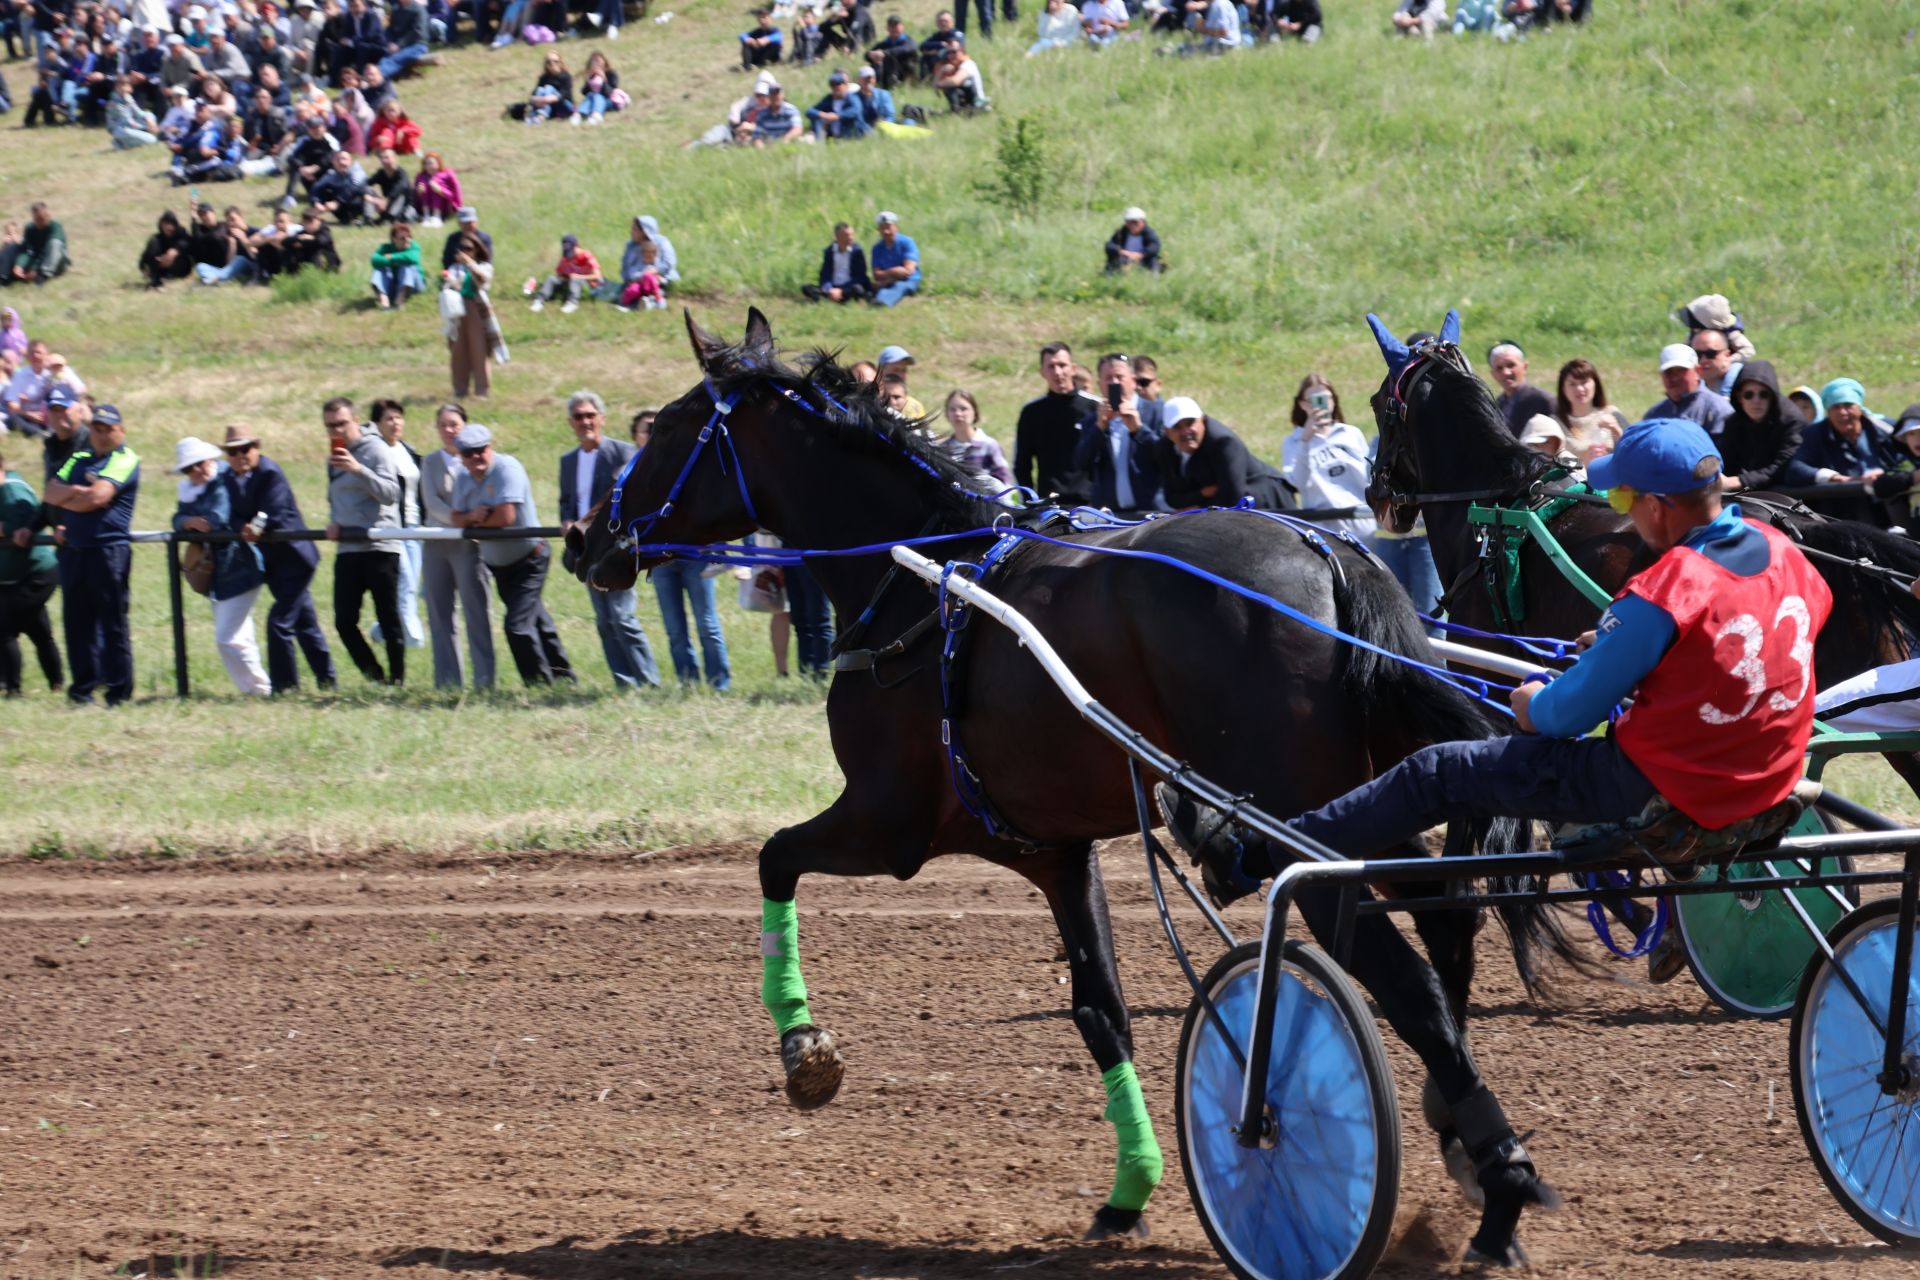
{"left": 165, "top": 536, "right": 190, "bottom": 698}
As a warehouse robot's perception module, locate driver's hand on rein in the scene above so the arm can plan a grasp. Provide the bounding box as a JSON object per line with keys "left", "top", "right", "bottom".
{"left": 1510, "top": 679, "right": 1547, "bottom": 734}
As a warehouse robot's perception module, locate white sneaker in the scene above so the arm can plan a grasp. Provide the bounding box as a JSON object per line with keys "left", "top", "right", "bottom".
{"left": 607, "top": 23, "right": 620, "bottom": 37}
{"left": 561, "top": 300, "right": 578, "bottom": 314}
{"left": 569, "top": 112, "right": 583, "bottom": 126}
{"left": 614, "top": 303, "right": 634, "bottom": 313}
{"left": 586, "top": 10, "right": 601, "bottom": 24}
{"left": 530, "top": 298, "right": 545, "bottom": 312}
{"left": 588, "top": 112, "right": 604, "bottom": 125}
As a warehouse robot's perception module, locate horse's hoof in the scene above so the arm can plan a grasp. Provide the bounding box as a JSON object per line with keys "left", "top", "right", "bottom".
{"left": 1463, "top": 1238, "right": 1529, "bottom": 1268}
{"left": 1084, "top": 1205, "right": 1148, "bottom": 1240}
{"left": 1439, "top": 1132, "right": 1485, "bottom": 1207}
{"left": 780, "top": 1024, "right": 844, "bottom": 1111}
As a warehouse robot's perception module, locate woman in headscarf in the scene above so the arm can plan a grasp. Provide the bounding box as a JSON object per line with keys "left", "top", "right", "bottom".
{"left": 1788, "top": 377, "right": 1902, "bottom": 526}
{"left": 1716, "top": 360, "right": 1803, "bottom": 495}
{"left": 614, "top": 215, "right": 679, "bottom": 311}
{"left": 0, "top": 309, "right": 26, "bottom": 360}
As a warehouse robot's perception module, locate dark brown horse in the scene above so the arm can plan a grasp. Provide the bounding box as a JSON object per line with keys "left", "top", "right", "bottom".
{"left": 567, "top": 311, "right": 1566, "bottom": 1263}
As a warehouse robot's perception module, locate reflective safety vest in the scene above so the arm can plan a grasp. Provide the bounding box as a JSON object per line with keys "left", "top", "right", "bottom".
{"left": 1613, "top": 520, "right": 1831, "bottom": 829}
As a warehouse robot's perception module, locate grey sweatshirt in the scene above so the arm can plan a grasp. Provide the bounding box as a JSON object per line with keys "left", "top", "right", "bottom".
{"left": 327, "top": 429, "right": 401, "bottom": 554}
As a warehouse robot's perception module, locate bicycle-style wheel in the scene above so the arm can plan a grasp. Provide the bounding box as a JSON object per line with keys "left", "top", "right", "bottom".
{"left": 1675, "top": 809, "right": 1854, "bottom": 1019}
{"left": 1789, "top": 897, "right": 1920, "bottom": 1247}
{"left": 1175, "top": 939, "right": 1399, "bottom": 1280}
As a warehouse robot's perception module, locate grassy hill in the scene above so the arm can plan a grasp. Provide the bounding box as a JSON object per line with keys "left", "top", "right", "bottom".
{"left": 3, "top": 0, "right": 1918, "bottom": 856}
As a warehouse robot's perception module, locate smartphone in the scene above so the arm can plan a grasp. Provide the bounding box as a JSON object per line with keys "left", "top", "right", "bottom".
{"left": 1107, "top": 383, "right": 1124, "bottom": 410}
{"left": 1308, "top": 390, "right": 1334, "bottom": 414}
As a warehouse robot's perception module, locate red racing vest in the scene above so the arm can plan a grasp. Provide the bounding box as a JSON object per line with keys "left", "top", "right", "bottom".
{"left": 1612, "top": 520, "right": 1831, "bottom": 829}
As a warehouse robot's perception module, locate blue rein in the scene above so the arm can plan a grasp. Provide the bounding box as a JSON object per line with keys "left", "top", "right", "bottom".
{"left": 607, "top": 376, "right": 759, "bottom": 552}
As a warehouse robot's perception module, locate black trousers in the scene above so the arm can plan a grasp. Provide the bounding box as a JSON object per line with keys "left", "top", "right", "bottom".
{"left": 487, "top": 543, "right": 573, "bottom": 686}
{"left": 0, "top": 567, "right": 62, "bottom": 694}
{"left": 263, "top": 547, "right": 335, "bottom": 692}
{"left": 59, "top": 544, "right": 133, "bottom": 705}
{"left": 333, "top": 550, "right": 405, "bottom": 684}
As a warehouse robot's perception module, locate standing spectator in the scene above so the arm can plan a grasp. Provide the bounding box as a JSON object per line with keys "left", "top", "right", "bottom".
{"left": 13, "top": 203, "right": 67, "bottom": 285}
{"left": 1686, "top": 326, "right": 1739, "bottom": 403}
{"left": 1026, "top": 0, "right": 1080, "bottom": 53}
{"left": 1717, "top": 361, "right": 1804, "bottom": 496}
{"left": 370, "top": 221, "right": 425, "bottom": 308}
{"left": 171, "top": 437, "right": 272, "bottom": 696}
{"left": 442, "top": 226, "right": 496, "bottom": 397}
{"left": 413, "top": 152, "right": 462, "bottom": 227}
{"left": 869, "top": 210, "right": 920, "bottom": 307}
{"left": 865, "top": 14, "right": 915, "bottom": 87}
{"left": 528, "top": 233, "right": 600, "bottom": 314}
{"left": 369, "top": 398, "right": 426, "bottom": 651}
{"left": 0, "top": 447, "right": 63, "bottom": 697}
{"left": 558, "top": 390, "right": 660, "bottom": 689}
{"left": 1676, "top": 293, "right": 1755, "bottom": 397}
{"left": 1153, "top": 396, "right": 1290, "bottom": 509}
{"left": 38, "top": 387, "right": 90, "bottom": 494}
{"left": 417, "top": 402, "right": 495, "bottom": 689}
{"left": 651, "top": 543, "right": 730, "bottom": 690}
{"left": 614, "top": 214, "right": 677, "bottom": 312}
{"left": 1644, "top": 343, "right": 1733, "bottom": 434}
{"left": 1104, "top": 207, "right": 1162, "bottom": 274}
{"left": 224, "top": 425, "right": 336, "bottom": 694}
{"left": 450, "top": 424, "right": 572, "bottom": 686}
{"left": 1132, "top": 355, "right": 1164, "bottom": 404}
{"left": 1069, "top": 353, "right": 1165, "bottom": 514}
{"left": 1014, "top": 340, "right": 1091, "bottom": 496}
{"left": 802, "top": 220, "right": 871, "bottom": 302}
{"left": 323, "top": 395, "right": 406, "bottom": 685}
{"left": 952, "top": 0, "right": 992, "bottom": 42}
{"left": 1270, "top": 0, "right": 1321, "bottom": 41}
{"left": 738, "top": 7, "right": 783, "bottom": 69}
{"left": 43, "top": 403, "right": 139, "bottom": 707}
{"left": 629, "top": 408, "right": 656, "bottom": 446}
{"left": 1551, "top": 358, "right": 1628, "bottom": 460}
{"left": 875, "top": 343, "right": 925, "bottom": 416}
{"left": 1486, "top": 341, "right": 1552, "bottom": 438}
{"left": 937, "top": 388, "right": 1011, "bottom": 485}
{"left": 1281, "top": 374, "right": 1375, "bottom": 541}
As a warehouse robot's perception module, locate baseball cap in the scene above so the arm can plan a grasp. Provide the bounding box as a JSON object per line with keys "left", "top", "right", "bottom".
{"left": 857, "top": 64, "right": 875, "bottom": 78}
{"left": 1122, "top": 206, "right": 1145, "bottom": 222}
{"left": 875, "top": 210, "right": 898, "bottom": 227}
{"left": 1586, "top": 418, "right": 1722, "bottom": 496}
{"left": 456, "top": 206, "right": 478, "bottom": 223}
{"left": 1162, "top": 396, "right": 1203, "bottom": 425}
{"left": 1657, "top": 343, "right": 1698, "bottom": 372}
{"left": 453, "top": 423, "right": 492, "bottom": 451}
{"left": 828, "top": 70, "right": 847, "bottom": 85}
{"left": 46, "top": 383, "right": 75, "bottom": 409}
{"left": 876, "top": 344, "right": 913, "bottom": 367}
{"left": 93, "top": 404, "right": 124, "bottom": 427}
{"left": 166, "top": 31, "right": 186, "bottom": 44}
{"left": 1895, "top": 404, "right": 1920, "bottom": 438}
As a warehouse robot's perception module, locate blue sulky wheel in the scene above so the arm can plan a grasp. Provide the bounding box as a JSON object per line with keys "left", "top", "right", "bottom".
{"left": 1674, "top": 809, "right": 1856, "bottom": 1019}
{"left": 1789, "top": 898, "right": 1920, "bottom": 1248}
{"left": 1175, "top": 940, "right": 1399, "bottom": 1280}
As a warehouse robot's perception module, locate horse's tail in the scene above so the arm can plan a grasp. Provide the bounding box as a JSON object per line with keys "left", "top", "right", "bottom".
{"left": 1331, "top": 554, "right": 1594, "bottom": 996}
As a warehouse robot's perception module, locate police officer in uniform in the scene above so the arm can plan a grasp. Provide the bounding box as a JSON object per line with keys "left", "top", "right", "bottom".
{"left": 42, "top": 404, "right": 141, "bottom": 707}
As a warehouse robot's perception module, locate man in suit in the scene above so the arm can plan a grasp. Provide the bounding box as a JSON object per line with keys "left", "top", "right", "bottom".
{"left": 1152, "top": 396, "right": 1291, "bottom": 510}
{"left": 802, "top": 220, "right": 871, "bottom": 302}
{"left": 559, "top": 389, "right": 661, "bottom": 690}
{"left": 224, "top": 425, "right": 337, "bottom": 693}
{"left": 1067, "top": 353, "right": 1166, "bottom": 514}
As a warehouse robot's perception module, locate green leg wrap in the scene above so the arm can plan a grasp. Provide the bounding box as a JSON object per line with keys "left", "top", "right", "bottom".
{"left": 760, "top": 897, "right": 815, "bottom": 1037}
{"left": 1101, "top": 1061, "right": 1164, "bottom": 1212}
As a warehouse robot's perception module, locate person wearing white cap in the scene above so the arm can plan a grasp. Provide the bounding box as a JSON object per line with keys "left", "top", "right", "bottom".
{"left": 869, "top": 211, "right": 920, "bottom": 308}
{"left": 1643, "top": 342, "right": 1732, "bottom": 435}
{"left": 1104, "top": 207, "right": 1161, "bottom": 275}
{"left": 172, "top": 437, "right": 273, "bottom": 696}
{"left": 1153, "top": 396, "right": 1290, "bottom": 510}
{"left": 874, "top": 344, "right": 925, "bottom": 418}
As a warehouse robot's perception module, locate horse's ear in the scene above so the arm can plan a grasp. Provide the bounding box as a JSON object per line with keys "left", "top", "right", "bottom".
{"left": 685, "top": 310, "right": 725, "bottom": 372}
{"left": 1366, "top": 313, "right": 1411, "bottom": 379}
{"left": 1439, "top": 309, "right": 1461, "bottom": 346}
{"left": 742, "top": 306, "right": 775, "bottom": 360}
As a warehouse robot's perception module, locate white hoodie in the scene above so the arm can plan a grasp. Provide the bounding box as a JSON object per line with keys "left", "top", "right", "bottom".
{"left": 1281, "top": 419, "right": 1377, "bottom": 542}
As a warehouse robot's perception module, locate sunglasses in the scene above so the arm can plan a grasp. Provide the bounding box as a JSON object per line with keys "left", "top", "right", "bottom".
{"left": 222, "top": 444, "right": 255, "bottom": 455}
{"left": 1606, "top": 486, "right": 1638, "bottom": 515}
{"left": 1691, "top": 347, "right": 1727, "bottom": 360}
{"left": 570, "top": 411, "right": 600, "bottom": 421}
{"left": 1737, "top": 387, "right": 1771, "bottom": 400}
{"left": 459, "top": 446, "right": 488, "bottom": 458}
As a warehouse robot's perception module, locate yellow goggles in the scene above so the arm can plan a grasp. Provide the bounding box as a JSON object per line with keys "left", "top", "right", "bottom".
{"left": 1606, "top": 485, "right": 1637, "bottom": 515}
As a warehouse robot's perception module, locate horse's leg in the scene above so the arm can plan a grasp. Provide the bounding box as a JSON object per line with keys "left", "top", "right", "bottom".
{"left": 758, "top": 791, "right": 932, "bottom": 1110}
{"left": 1404, "top": 882, "right": 1488, "bottom": 1205}
{"left": 1001, "top": 842, "right": 1162, "bottom": 1240}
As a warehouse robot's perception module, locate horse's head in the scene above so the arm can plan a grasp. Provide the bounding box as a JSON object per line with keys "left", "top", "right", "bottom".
{"left": 568, "top": 308, "right": 779, "bottom": 593}
{"left": 1364, "top": 308, "right": 1469, "bottom": 533}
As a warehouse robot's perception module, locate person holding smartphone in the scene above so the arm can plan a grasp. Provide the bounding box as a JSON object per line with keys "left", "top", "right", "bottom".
{"left": 1280, "top": 373, "right": 1375, "bottom": 542}
{"left": 1067, "top": 353, "right": 1165, "bottom": 514}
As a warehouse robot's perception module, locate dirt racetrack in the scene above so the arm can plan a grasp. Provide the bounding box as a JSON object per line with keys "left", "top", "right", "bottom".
{"left": 1, "top": 841, "right": 1912, "bottom": 1280}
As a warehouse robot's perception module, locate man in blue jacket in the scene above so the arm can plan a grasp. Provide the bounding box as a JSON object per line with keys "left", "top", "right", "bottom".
{"left": 224, "top": 425, "right": 337, "bottom": 693}
{"left": 805, "top": 69, "right": 869, "bottom": 140}
{"left": 558, "top": 389, "right": 659, "bottom": 690}
{"left": 802, "top": 221, "right": 871, "bottom": 302}
{"left": 851, "top": 65, "right": 894, "bottom": 124}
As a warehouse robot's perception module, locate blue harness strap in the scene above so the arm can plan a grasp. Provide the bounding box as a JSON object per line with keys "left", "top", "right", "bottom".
{"left": 936, "top": 532, "right": 1024, "bottom": 838}
{"left": 1579, "top": 869, "right": 1670, "bottom": 958}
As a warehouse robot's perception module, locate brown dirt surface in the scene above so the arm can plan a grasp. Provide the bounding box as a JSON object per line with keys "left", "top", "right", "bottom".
{"left": 1, "top": 842, "right": 1912, "bottom": 1280}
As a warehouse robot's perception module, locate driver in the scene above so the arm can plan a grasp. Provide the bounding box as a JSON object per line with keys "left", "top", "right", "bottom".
{"left": 1160, "top": 418, "right": 1832, "bottom": 904}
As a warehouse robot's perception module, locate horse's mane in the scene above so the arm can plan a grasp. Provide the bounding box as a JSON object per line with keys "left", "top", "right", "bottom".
{"left": 1763, "top": 506, "right": 1920, "bottom": 659}
{"left": 1415, "top": 355, "right": 1559, "bottom": 499}
{"left": 700, "top": 338, "right": 995, "bottom": 530}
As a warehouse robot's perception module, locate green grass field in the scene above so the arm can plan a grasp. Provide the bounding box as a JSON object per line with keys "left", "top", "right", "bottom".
{"left": 2, "top": 0, "right": 1918, "bottom": 856}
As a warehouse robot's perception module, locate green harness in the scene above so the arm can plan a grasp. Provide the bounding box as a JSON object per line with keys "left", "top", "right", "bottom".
{"left": 1466, "top": 470, "right": 1612, "bottom": 626}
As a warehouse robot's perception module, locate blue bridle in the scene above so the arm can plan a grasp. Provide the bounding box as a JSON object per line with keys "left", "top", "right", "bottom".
{"left": 606, "top": 375, "right": 757, "bottom": 553}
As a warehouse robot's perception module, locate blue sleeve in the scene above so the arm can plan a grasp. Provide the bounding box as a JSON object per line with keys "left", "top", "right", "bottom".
{"left": 1526, "top": 593, "right": 1677, "bottom": 738}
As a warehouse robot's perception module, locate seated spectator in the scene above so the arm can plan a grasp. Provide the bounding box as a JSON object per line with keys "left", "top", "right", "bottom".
{"left": 169, "top": 102, "right": 229, "bottom": 184}
{"left": 365, "top": 95, "right": 421, "bottom": 152}
{"left": 411, "top": 151, "right": 461, "bottom": 226}
{"left": 1644, "top": 343, "right": 1732, "bottom": 433}
{"left": 1281, "top": 374, "right": 1374, "bottom": 540}
{"left": 738, "top": 7, "right": 783, "bottom": 69}
{"left": 370, "top": 221, "right": 425, "bottom": 308}
{"left": 937, "top": 389, "right": 1012, "bottom": 485}
{"left": 138, "top": 211, "right": 193, "bottom": 289}
{"left": 576, "top": 49, "right": 622, "bottom": 124}
{"left": 930, "top": 42, "right": 987, "bottom": 111}
{"left": 1390, "top": 0, "right": 1446, "bottom": 36}
{"left": 1717, "top": 360, "right": 1804, "bottom": 496}
{"left": 851, "top": 63, "right": 894, "bottom": 125}
{"left": 820, "top": 0, "right": 875, "bottom": 53}
{"left": 1552, "top": 357, "right": 1628, "bottom": 461}
{"left": 1269, "top": 0, "right": 1321, "bottom": 40}
{"left": 865, "top": 15, "right": 915, "bottom": 88}
{"left": 193, "top": 204, "right": 260, "bottom": 286}
{"left": 869, "top": 210, "right": 920, "bottom": 307}
{"left": 1788, "top": 378, "right": 1901, "bottom": 526}
{"left": 1168, "top": 0, "right": 1240, "bottom": 53}
{"left": 379, "top": 0, "right": 433, "bottom": 79}
{"left": 917, "top": 10, "right": 962, "bottom": 79}
{"left": 513, "top": 50, "right": 573, "bottom": 122}
{"left": 245, "top": 209, "right": 298, "bottom": 280}
{"left": 802, "top": 220, "right": 871, "bottom": 302}
{"left": 751, "top": 82, "right": 803, "bottom": 145}
{"left": 528, "top": 233, "right": 600, "bottom": 313}
{"left": 613, "top": 214, "right": 677, "bottom": 311}
{"left": 791, "top": 7, "right": 827, "bottom": 66}
{"left": 202, "top": 28, "right": 253, "bottom": 92}
{"left": 251, "top": 26, "right": 295, "bottom": 87}
{"left": 1027, "top": 0, "right": 1082, "bottom": 54}
{"left": 806, "top": 69, "right": 868, "bottom": 139}
{"left": 285, "top": 206, "right": 342, "bottom": 273}
{"left": 106, "top": 76, "right": 161, "bottom": 147}
{"left": 322, "top": 0, "right": 385, "bottom": 86}
{"left": 0, "top": 310, "right": 23, "bottom": 362}
{"left": 161, "top": 34, "right": 204, "bottom": 95}
{"left": 124, "top": 27, "right": 169, "bottom": 115}
{"left": 1155, "top": 395, "right": 1290, "bottom": 510}
{"left": 364, "top": 147, "right": 415, "bottom": 222}
{"left": 281, "top": 113, "right": 340, "bottom": 208}
{"left": 2, "top": 342, "right": 83, "bottom": 437}
{"left": 289, "top": 0, "right": 326, "bottom": 70}
{"left": 1104, "top": 207, "right": 1162, "bottom": 274}
{"left": 1081, "top": 0, "right": 1129, "bottom": 44}
{"left": 687, "top": 76, "right": 770, "bottom": 147}
{"left": 1452, "top": 0, "right": 1498, "bottom": 31}
{"left": 240, "top": 87, "right": 291, "bottom": 167}
{"left": 309, "top": 148, "right": 370, "bottom": 223}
